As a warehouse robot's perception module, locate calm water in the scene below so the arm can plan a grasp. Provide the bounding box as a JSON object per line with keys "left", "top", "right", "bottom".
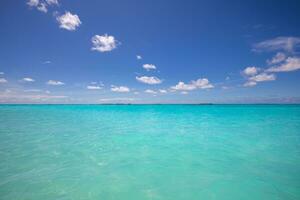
{"left": 0, "top": 105, "right": 300, "bottom": 200}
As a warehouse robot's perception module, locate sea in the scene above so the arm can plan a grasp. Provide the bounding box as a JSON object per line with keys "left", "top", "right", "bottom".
{"left": 0, "top": 104, "right": 299, "bottom": 199}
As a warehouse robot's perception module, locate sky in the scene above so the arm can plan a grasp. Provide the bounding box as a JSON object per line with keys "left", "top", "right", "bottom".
{"left": 0, "top": 0, "right": 300, "bottom": 104}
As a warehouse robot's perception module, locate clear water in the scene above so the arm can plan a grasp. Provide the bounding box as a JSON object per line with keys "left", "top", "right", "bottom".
{"left": 0, "top": 105, "right": 300, "bottom": 200}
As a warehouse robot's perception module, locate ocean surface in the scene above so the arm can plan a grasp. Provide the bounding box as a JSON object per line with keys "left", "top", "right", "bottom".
{"left": 0, "top": 105, "right": 300, "bottom": 200}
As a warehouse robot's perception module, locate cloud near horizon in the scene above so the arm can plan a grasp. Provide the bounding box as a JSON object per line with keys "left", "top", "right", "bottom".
{"left": 244, "top": 72, "right": 276, "bottom": 87}
{"left": 21, "top": 77, "right": 35, "bottom": 82}
{"left": 144, "top": 89, "right": 157, "bottom": 94}
{"left": 46, "top": 80, "right": 65, "bottom": 85}
{"left": 136, "top": 76, "right": 162, "bottom": 84}
{"left": 111, "top": 86, "right": 130, "bottom": 92}
{"left": 171, "top": 78, "right": 214, "bottom": 91}
{"left": 87, "top": 85, "right": 102, "bottom": 90}
{"left": 0, "top": 78, "right": 8, "bottom": 83}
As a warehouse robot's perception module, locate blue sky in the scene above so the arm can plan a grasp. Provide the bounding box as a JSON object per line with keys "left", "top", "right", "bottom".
{"left": 0, "top": 0, "right": 300, "bottom": 103}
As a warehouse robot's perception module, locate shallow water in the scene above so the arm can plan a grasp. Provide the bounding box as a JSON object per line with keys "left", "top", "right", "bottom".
{"left": 0, "top": 105, "right": 300, "bottom": 199}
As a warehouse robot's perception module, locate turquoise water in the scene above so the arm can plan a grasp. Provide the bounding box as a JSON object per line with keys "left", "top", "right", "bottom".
{"left": 0, "top": 105, "right": 300, "bottom": 200}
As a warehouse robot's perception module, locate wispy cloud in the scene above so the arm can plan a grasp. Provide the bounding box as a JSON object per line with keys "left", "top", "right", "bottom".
{"left": 136, "top": 76, "right": 162, "bottom": 84}
{"left": 87, "top": 85, "right": 102, "bottom": 90}
{"left": 46, "top": 0, "right": 58, "bottom": 5}
{"left": 21, "top": 77, "right": 35, "bottom": 82}
{"left": 253, "top": 37, "right": 300, "bottom": 52}
{"left": 181, "top": 91, "right": 188, "bottom": 95}
{"left": 111, "top": 86, "right": 130, "bottom": 92}
{"left": 267, "top": 52, "right": 286, "bottom": 65}
{"left": 91, "top": 34, "right": 118, "bottom": 52}
{"left": 0, "top": 72, "right": 4, "bottom": 75}
{"left": 159, "top": 89, "right": 167, "bottom": 93}
{"left": 27, "top": 0, "right": 47, "bottom": 13}
{"left": 143, "top": 64, "right": 156, "bottom": 71}
{"left": 136, "top": 55, "right": 142, "bottom": 60}
{"left": 249, "top": 73, "right": 276, "bottom": 82}
{"left": 27, "top": 0, "right": 39, "bottom": 7}
{"left": 0, "top": 78, "right": 8, "bottom": 83}
{"left": 145, "top": 89, "right": 157, "bottom": 94}
{"left": 46, "top": 80, "right": 65, "bottom": 85}
{"left": 43, "top": 60, "right": 51, "bottom": 64}
{"left": 244, "top": 73, "right": 276, "bottom": 87}
{"left": 56, "top": 11, "right": 81, "bottom": 31}
{"left": 243, "top": 66, "right": 259, "bottom": 76}
{"left": 266, "top": 57, "right": 300, "bottom": 72}
{"left": 27, "top": 0, "right": 58, "bottom": 13}
{"left": 243, "top": 81, "right": 257, "bottom": 87}
{"left": 0, "top": 91, "right": 67, "bottom": 103}
{"left": 24, "top": 89, "right": 42, "bottom": 92}
{"left": 171, "top": 78, "right": 213, "bottom": 91}
{"left": 243, "top": 37, "right": 300, "bottom": 86}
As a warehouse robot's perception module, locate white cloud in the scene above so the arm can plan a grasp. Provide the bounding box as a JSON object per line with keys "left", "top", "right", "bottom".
{"left": 43, "top": 60, "right": 51, "bottom": 64}
{"left": 171, "top": 78, "right": 213, "bottom": 91}
{"left": 242, "top": 65, "right": 279, "bottom": 86}
{"left": 47, "top": 80, "right": 65, "bottom": 85}
{"left": 37, "top": 3, "right": 47, "bottom": 12}
{"left": 249, "top": 73, "right": 276, "bottom": 82}
{"left": 87, "top": 85, "right": 102, "bottom": 90}
{"left": 90, "top": 81, "right": 104, "bottom": 86}
{"left": 91, "top": 34, "right": 118, "bottom": 52}
{"left": 267, "top": 52, "right": 286, "bottom": 65}
{"left": 24, "top": 89, "right": 42, "bottom": 92}
{"left": 46, "top": 0, "right": 58, "bottom": 5}
{"left": 111, "top": 86, "right": 130, "bottom": 92}
{"left": 0, "top": 72, "right": 4, "bottom": 75}
{"left": 171, "top": 81, "right": 196, "bottom": 91}
{"left": 22, "top": 77, "right": 35, "bottom": 82}
{"left": 221, "top": 86, "right": 229, "bottom": 90}
{"left": 137, "top": 55, "right": 142, "bottom": 60}
{"left": 27, "top": 0, "right": 58, "bottom": 13}
{"left": 145, "top": 89, "right": 157, "bottom": 94}
{"left": 143, "top": 64, "right": 156, "bottom": 71}
{"left": 181, "top": 91, "right": 188, "bottom": 95}
{"left": 27, "top": 0, "right": 39, "bottom": 7}
{"left": 253, "top": 37, "right": 300, "bottom": 52}
{"left": 159, "top": 89, "right": 167, "bottom": 93}
{"left": 136, "top": 76, "right": 162, "bottom": 84}
{"left": 243, "top": 81, "right": 257, "bottom": 87}
{"left": 244, "top": 81, "right": 257, "bottom": 87}
{"left": 0, "top": 78, "right": 7, "bottom": 83}
{"left": 245, "top": 73, "right": 276, "bottom": 86}
{"left": 56, "top": 11, "right": 81, "bottom": 31}
{"left": 243, "top": 66, "right": 258, "bottom": 76}
{"left": 267, "top": 57, "right": 300, "bottom": 72}
{"left": 192, "top": 78, "right": 214, "bottom": 89}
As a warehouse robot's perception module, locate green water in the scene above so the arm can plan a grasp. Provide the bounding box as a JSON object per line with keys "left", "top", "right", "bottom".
{"left": 0, "top": 105, "right": 300, "bottom": 199}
